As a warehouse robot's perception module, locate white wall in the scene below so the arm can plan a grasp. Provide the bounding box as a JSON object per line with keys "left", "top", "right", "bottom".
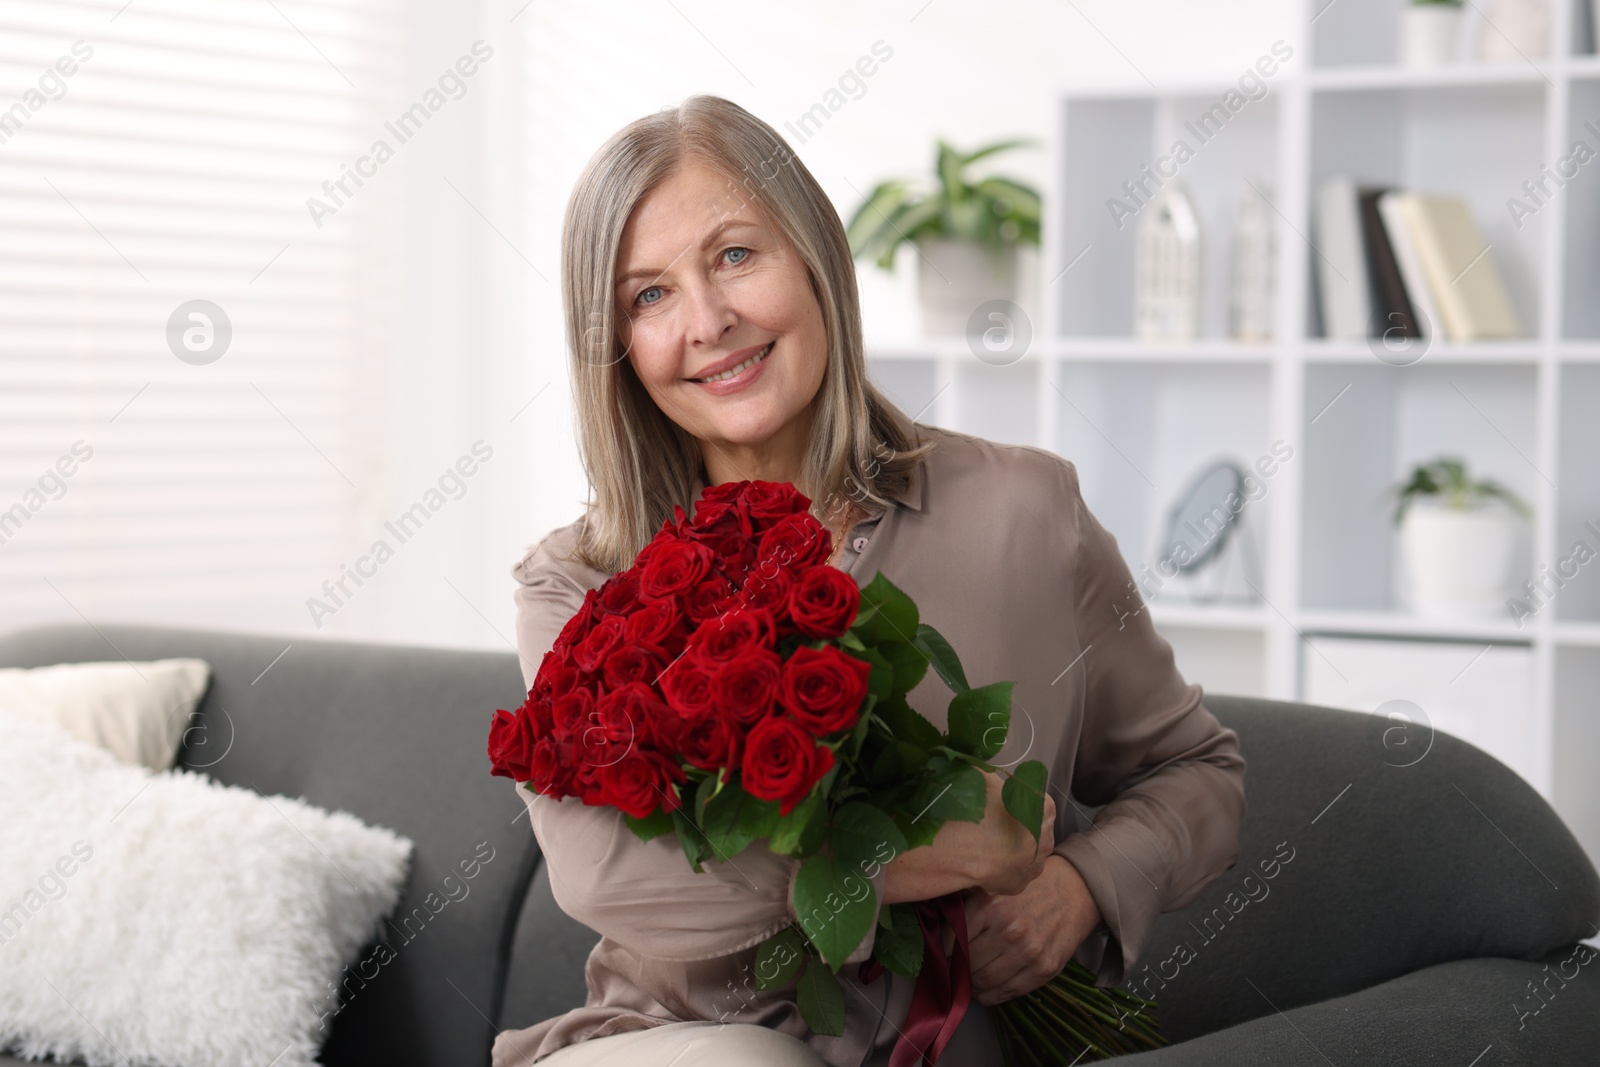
{"left": 5, "top": 0, "right": 1295, "bottom": 652}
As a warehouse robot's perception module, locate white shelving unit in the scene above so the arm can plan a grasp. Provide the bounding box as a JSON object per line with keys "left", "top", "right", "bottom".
{"left": 864, "top": 0, "right": 1600, "bottom": 871}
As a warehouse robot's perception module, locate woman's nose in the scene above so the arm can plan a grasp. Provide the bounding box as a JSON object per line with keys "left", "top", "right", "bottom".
{"left": 682, "top": 277, "right": 737, "bottom": 348}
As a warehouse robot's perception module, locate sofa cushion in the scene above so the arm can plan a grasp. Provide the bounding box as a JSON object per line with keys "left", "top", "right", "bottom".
{"left": 0, "top": 623, "right": 538, "bottom": 1067}
{"left": 0, "top": 708, "right": 412, "bottom": 1067}
{"left": 0, "top": 658, "right": 209, "bottom": 770}
{"left": 1137, "top": 696, "right": 1600, "bottom": 1044}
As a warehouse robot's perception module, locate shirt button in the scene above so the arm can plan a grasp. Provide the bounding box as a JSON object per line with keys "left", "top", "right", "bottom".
{"left": 852, "top": 536, "right": 869, "bottom": 552}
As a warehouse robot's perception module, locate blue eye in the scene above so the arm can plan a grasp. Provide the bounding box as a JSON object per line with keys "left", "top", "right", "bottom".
{"left": 724, "top": 246, "right": 750, "bottom": 265}
{"left": 635, "top": 286, "right": 662, "bottom": 306}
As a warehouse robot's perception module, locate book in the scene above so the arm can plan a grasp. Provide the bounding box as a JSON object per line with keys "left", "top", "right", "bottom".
{"left": 1359, "top": 186, "right": 1420, "bottom": 340}
{"left": 1313, "top": 178, "right": 1370, "bottom": 340}
{"left": 1392, "top": 194, "right": 1521, "bottom": 341}
{"left": 1378, "top": 191, "right": 1440, "bottom": 340}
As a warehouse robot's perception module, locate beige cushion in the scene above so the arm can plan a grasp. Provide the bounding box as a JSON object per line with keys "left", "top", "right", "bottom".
{"left": 0, "top": 658, "right": 210, "bottom": 771}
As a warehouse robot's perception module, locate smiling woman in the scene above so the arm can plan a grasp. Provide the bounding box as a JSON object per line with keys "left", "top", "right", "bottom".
{"left": 558, "top": 94, "right": 934, "bottom": 578}
{"left": 497, "top": 93, "right": 1246, "bottom": 1067}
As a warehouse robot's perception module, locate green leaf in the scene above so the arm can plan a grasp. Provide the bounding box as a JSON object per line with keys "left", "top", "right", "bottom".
{"left": 848, "top": 646, "right": 895, "bottom": 702}
{"left": 829, "top": 802, "right": 908, "bottom": 872}
{"left": 1002, "top": 760, "right": 1049, "bottom": 844}
{"left": 847, "top": 693, "right": 877, "bottom": 760}
{"left": 876, "top": 639, "right": 929, "bottom": 695}
{"left": 796, "top": 954, "right": 846, "bottom": 1036}
{"left": 913, "top": 623, "right": 969, "bottom": 693}
{"left": 908, "top": 761, "right": 986, "bottom": 823}
{"left": 873, "top": 903, "right": 926, "bottom": 978}
{"left": 622, "top": 807, "right": 674, "bottom": 841}
{"left": 892, "top": 809, "right": 942, "bottom": 850}
{"left": 694, "top": 768, "right": 723, "bottom": 825}
{"left": 794, "top": 854, "right": 878, "bottom": 969}
{"left": 669, "top": 806, "right": 710, "bottom": 873}
{"left": 946, "top": 680, "right": 1014, "bottom": 760}
{"left": 875, "top": 693, "right": 942, "bottom": 752}
{"left": 855, "top": 572, "right": 919, "bottom": 644}
{"left": 768, "top": 789, "right": 827, "bottom": 856}
{"left": 868, "top": 735, "right": 931, "bottom": 788}
{"left": 701, "top": 780, "right": 779, "bottom": 860}
{"left": 960, "top": 137, "right": 1041, "bottom": 168}
{"left": 754, "top": 925, "right": 807, "bottom": 990}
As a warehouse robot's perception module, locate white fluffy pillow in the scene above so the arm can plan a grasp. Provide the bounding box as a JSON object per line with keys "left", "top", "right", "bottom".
{"left": 0, "top": 707, "right": 413, "bottom": 1067}
{"left": 0, "top": 658, "right": 211, "bottom": 771}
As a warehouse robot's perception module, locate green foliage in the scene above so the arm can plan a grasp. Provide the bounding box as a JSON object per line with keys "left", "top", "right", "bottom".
{"left": 1387, "top": 455, "right": 1532, "bottom": 526}
{"left": 797, "top": 955, "right": 846, "bottom": 1036}
{"left": 754, "top": 925, "right": 807, "bottom": 991}
{"left": 873, "top": 903, "right": 926, "bottom": 978}
{"left": 793, "top": 853, "right": 880, "bottom": 970}
{"left": 846, "top": 138, "right": 1042, "bottom": 271}
{"left": 1002, "top": 760, "right": 1050, "bottom": 845}
{"left": 947, "top": 680, "right": 1014, "bottom": 759}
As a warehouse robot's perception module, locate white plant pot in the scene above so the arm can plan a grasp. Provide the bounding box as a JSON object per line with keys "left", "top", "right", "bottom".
{"left": 1402, "top": 6, "right": 1463, "bottom": 67}
{"left": 916, "top": 237, "right": 1017, "bottom": 337}
{"left": 1400, "top": 500, "right": 1521, "bottom": 616}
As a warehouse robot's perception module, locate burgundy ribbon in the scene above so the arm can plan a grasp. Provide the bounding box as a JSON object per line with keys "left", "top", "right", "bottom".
{"left": 857, "top": 892, "right": 972, "bottom": 1067}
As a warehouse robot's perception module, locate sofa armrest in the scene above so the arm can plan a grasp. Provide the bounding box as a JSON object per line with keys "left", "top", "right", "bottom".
{"left": 1115, "top": 946, "right": 1600, "bottom": 1066}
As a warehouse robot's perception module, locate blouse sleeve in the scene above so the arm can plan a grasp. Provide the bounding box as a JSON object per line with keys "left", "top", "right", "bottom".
{"left": 1050, "top": 465, "right": 1248, "bottom": 988}
{"left": 509, "top": 529, "right": 885, "bottom": 964}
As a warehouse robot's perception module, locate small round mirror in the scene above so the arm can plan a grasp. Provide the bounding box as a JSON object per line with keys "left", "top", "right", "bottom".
{"left": 1162, "top": 460, "right": 1248, "bottom": 574}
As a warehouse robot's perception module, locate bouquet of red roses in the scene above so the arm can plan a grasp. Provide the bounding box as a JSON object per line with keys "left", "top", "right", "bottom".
{"left": 489, "top": 481, "right": 1164, "bottom": 1066}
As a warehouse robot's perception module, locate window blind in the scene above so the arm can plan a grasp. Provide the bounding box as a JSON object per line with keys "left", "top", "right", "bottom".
{"left": 0, "top": 0, "right": 402, "bottom": 633}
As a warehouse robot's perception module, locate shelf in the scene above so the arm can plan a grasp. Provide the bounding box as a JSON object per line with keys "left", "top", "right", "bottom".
{"left": 1295, "top": 608, "right": 1533, "bottom": 644}
{"left": 1301, "top": 340, "right": 1542, "bottom": 363}
{"left": 1554, "top": 622, "right": 1600, "bottom": 647}
{"left": 1309, "top": 64, "right": 1554, "bottom": 92}
{"left": 866, "top": 338, "right": 1276, "bottom": 363}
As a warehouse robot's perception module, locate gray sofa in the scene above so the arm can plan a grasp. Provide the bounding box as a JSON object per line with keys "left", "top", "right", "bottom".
{"left": 2, "top": 621, "right": 1596, "bottom": 1066}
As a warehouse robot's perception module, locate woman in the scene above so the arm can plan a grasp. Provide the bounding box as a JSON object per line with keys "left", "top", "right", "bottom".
{"left": 493, "top": 94, "right": 1246, "bottom": 1067}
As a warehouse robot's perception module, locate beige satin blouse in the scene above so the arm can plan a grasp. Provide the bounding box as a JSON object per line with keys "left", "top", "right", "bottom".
{"left": 491, "top": 422, "right": 1247, "bottom": 1067}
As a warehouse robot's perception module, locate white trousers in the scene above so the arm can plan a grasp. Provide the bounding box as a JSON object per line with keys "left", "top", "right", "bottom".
{"left": 528, "top": 1020, "right": 827, "bottom": 1066}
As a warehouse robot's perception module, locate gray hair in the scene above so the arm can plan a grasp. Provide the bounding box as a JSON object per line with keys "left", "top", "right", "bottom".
{"left": 556, "top": 93, "right": 931, "bottom": 575}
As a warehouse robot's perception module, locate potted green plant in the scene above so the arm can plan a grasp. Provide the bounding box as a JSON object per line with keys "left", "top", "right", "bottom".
{"left": 845, "top": 138, "right": 1041, "bottom": 336}
{"left": 1403, "top": 0, "right": 1463, "bottom": 67}
{"left": 1388, "top": 456, "right": 1531, "bottom": 616}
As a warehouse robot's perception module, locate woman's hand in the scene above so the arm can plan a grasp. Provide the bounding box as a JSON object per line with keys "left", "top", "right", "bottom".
{"left": 964, "top": 854, "right": 1102, "bottom": 1005}
{"left": 882, "top": 769, "right": 1057, "bottom": 905}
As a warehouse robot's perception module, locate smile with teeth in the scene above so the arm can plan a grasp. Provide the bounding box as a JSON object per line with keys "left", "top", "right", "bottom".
{"left": 694, "top": 342, "right": 773, "bottom": 383}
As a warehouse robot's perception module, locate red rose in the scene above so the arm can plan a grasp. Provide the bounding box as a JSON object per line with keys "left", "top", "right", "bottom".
{"left": 624, "top": 597, "right": 687, "bottom": 656}
{"left": 641, "top": 538, "right": 715, "bottom": 599}
{"left": 741, "top": 718, "right": 835, "bottom": 816}
{"left": 597, "top": 568, "right": 643, "bottom": 616}
{"left": 592, "top": 749, "right": 684, "bottom": 819}
{"left": 757, "top": 513, "right": 831, "bottom": 570}
{"left": 688, "top": 607, "right": 776, "bottom": 664}
{"left": 595, "top": 681, "right": 676, "bottom": 751}
{"left": 659, "top": 657, "right": 718, "bottom": 718}
{"left": 788, "top": 565, "right": 861, "bottom": 639}
{"left": 686, "top": 499, "right": 753, "bottom": 543}
{"left": 711, "top": 646, "right": 782, "bottom": 725}
{"left": 551, "top": 688, "right": 595, "bottom": 742}
{"left": 602, "top": 643, "right": 662, "bottom": 689}
{"left": 698, "top": 481, "right": 748, "bottom": 506}
{"left": 527, "top": 737, "right": 566, "bottom": 796}
{"left": 735, "top": 558, "right": 794, "bottom": 620}
{"left": 778, "top": 645, "right": 870, "bottom": 735}
{"left": 552, "top": 589, "right": 600, "bottom": 655}
{"left": 487, "top": 707, "right": 536, "bottom": 781}
{"left": 743, "top": 481, "right": 811, "bottom": 526}
{"left": 678, "top": 709, "right": 741, "bottom": 771}
{"left": 572, "top": 614, "right": 626, "bottom": 674}
{"left": 682, "top": 573, "right": 737, "bottom": 626}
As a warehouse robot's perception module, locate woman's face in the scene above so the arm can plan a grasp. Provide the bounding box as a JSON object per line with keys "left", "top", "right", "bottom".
{"left": 613, "top": 160, "right": 828, "bottom": 470}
